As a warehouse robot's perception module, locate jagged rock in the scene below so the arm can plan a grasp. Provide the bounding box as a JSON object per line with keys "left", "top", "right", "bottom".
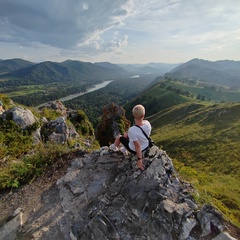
{"left": 3, "top": 145, "right": 234, "bottom": 240}
{"left": 0, "top": 208, "right": 22, "bottom": 240}
{"left": 60, "top": 148, "right": 236, "bottom": 240}
{"left": 197, "top": 204, "right": 224, "bottom": 237}
{"left": 38, "top": 100, "right": 67, "bottom": 116}
{"left": 40, "top": 116, "right": 79, "bottom": 144}
{"left": 96, "top": 102, "right": 131, "bottom": 146}
{"left": 1, "top": 106, "right": 38, "bottom": 130}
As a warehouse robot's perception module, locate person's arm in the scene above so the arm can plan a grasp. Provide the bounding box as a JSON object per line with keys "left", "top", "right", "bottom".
{"left": 133, "top": 140, "right": 144, "bottom": 170}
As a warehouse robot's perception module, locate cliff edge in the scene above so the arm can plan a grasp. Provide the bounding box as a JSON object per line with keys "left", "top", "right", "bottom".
{"left": 0, "top": 145, "right": 239, "bottom": 240}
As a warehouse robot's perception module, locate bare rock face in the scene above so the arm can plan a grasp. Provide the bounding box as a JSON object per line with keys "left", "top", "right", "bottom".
{"left": 4, "top": 145, "right": 235, "bottom": 240}
{"left": 40, "top": 116, "right": 78, "bottom": 144}
{"left": 1, "top": 106, "right": 38, "bottom": 130}
{"left": 96, "top": 102, "right": 131, "bottom": 146}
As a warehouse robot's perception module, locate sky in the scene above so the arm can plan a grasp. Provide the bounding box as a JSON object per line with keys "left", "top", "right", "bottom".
{"left": 0, "top": 0, "right": 240, "bottom": 64}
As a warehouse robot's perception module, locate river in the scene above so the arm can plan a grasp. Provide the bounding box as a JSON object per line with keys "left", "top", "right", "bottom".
{"left": 37, "top": 80, "right": 112, "bottom": 108}
{"left": 59, "top": 80, "right": 113, "bottom": 102}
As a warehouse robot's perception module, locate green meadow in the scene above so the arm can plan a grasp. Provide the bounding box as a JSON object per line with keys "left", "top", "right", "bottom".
{"left": 149, "top": 102, "right": 240, "bottom": 227}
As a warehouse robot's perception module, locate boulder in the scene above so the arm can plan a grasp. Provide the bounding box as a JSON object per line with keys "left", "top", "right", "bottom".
{"left": 40, "top": 116, "right": 79, "bottom": 144}
{"left": 1, "top": 106, "right": 38, "bottom": 130}
{"left": 38, "top": 100, "right": 67, "bottom": 116}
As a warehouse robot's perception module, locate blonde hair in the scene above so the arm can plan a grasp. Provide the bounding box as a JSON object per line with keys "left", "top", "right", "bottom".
{"left": 132, "top": 104, "right": 145, "bottom": 119}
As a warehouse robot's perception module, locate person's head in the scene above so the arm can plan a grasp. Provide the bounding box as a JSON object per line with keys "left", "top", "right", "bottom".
{"left": 132, "top": 104, "right": 145, "bottom": 120}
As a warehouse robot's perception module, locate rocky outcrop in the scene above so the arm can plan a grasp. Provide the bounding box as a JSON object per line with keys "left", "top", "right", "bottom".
{"left": 40, "top": 116, "right": 79, "bottom": 144}
{"left": 1, "top": 106, "right": 38, "bottom": 130}
{"left": 0, "top": 101, "right": 94, "bottom": 147}
{"left": 96, "top": 102, "right": 130, "bottom": 146}
{"left": 1, "top": 146, "right": 237, "bottom": 240}
{"left": 38, "top": 100, "right": 67, "bottom": 116}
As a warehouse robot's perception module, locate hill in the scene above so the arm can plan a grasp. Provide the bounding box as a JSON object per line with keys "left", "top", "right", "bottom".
{"left": 0, "top": 59, "right": 127, "bottom": 107}
{"left": 0, "top": 58, "right": 34, "bottom": 74}
{"left": 64, "top": 73, "right": 158, "bottom": 127}
{"left": 165, "top": 58, "right": 240, "bottom": 88}
{"left": 148, "top": 102, "right": 240, "bottom": 227}
{"left": 123, "top": 79, "right": 196, "bottom": 120}
{"left": 118, "top": 62, "right": 179, "bottom": 75}
{"left": 156, "top": 77, "right": 240, "bottom": 103}
{"left": 94, "top": 61, "right": 128, "bottom": 73}
{"left": 0, "top": 60, "right": 126, "bottom": 87}
{"left": 121, "top": 79, "right": 240, "bottom": 227}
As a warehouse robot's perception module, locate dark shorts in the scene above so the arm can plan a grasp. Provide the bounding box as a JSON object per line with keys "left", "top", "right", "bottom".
{"left": 119, "top": 136, "right": 148, "bottom": 154}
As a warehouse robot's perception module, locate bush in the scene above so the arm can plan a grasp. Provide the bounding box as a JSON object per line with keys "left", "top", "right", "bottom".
{"left": 0, "top": 143, "right": 69, "bottom": 189}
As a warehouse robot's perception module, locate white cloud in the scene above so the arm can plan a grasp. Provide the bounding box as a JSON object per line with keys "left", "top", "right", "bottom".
{"left": 0, "top": 0, "right": 133, "bottom": 49}
{"left": 0, "top": 0, "right": 240, "bottom": 63}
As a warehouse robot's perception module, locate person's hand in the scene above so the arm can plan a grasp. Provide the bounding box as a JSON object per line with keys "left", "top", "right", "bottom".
{"left": 137, "top": 159, "right": 145, "bottom": 171}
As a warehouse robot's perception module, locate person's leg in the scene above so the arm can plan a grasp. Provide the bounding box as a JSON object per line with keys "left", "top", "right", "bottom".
{"left": 114, "top": 135, "right": 122, "bottom": 147}
{"left": 119, "top": 136, "right": 136, "bottom": 154}
{"left": 109, "top": 134, "right": 123, "bottom": 151}
{"left": 112, "top": 131, "right": 128, "bottom": 147}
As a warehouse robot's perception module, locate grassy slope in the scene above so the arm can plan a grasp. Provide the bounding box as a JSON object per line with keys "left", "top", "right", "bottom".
{"left": 124, "top": 82, "right": 192, "bottom": 120}
{"left": 166, "top": 80, "right": 240, "bottom": 102}
{"left": 123, "top": 79, "right": 240, "bottom": 227}
{"left": 149, "top": 102, "right": 240, "bottom": 227}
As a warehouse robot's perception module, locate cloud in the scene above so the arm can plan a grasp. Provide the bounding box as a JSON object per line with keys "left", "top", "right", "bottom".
{"left": 0, "top": 0, "right": 240, "bottom": 63}
{"left": 0, "top": 0, "right": 133, "bottom": 51}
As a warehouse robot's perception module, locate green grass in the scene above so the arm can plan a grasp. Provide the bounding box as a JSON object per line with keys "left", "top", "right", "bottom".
{"left": 151, "top": 102, "right": 240, "bottom": 227}
{"left": 123, "top": 78, "right": 240, "bottom": 227}
{"left": 0, "top": 95, "right": 99, "bottom": 190}
{"left": 0, "top": 143, "right": 70, "bottom": 189}
{"left": 124, "top": 83, "right": 195, "bottom": 119}
{"left": 161, "top": 79, "right": 240, "bottom": 102}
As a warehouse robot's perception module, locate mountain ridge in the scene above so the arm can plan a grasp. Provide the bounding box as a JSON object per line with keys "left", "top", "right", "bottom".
{"left": 165, "top": 58, "right": 240, "bottom": 87}
{"left": 0, "top": 60, "right": 127, "bottom": 87}
{"left": 0, "top": 58, "right": 34, "bottom": 74}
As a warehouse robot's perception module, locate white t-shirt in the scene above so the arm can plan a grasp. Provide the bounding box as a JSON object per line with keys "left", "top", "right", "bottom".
{"left": 128, "top": 120, "right": 152, "bottom": 151}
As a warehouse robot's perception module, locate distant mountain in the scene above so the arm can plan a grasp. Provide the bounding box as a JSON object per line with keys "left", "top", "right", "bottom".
{"left": 0, "top": 60, "right": 127, "bottom": 87}
{"left": 94, "top": 61, "right": 127, "bottom": 74}
{"left": 1, "top": 61, "right": 73, "bottom": 86}
{"left": 165, "top": 58, "right": 240, "bottom": 87}
{"left": 118, "top": 63, "right": 179, "bottom": 75}
{"left": 0, "top": 58, "right": 34, "bottom": 74}
{"left": 62, "top": 60, "right": 126, "bottom": 77}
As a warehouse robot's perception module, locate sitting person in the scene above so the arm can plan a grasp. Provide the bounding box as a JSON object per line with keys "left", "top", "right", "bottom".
{"left": 110, "top": 104, "right": 152, "bottom": 170}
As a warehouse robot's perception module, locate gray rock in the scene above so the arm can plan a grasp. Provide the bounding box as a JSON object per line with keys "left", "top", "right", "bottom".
{"left": 197, "top": 204, "right": 224, "bottom": 237}
{"left": 41, "top": 116, "right": 79, "bottom": 144}
{"left": 212, "top": 232, "right": 238, "bottom": 240}
{"left": 0, "top": 208, "right": 22, "bottom": 240}
{"left": 3, "top": 146, "right": 237, "bottom": 240}
{"left": 38, "top": 101, "right": 67, "bottom": 116}
{"left": 2, "top": 106, "right": 38, "bottom": 130}
{"left": 33, "top": 127, "right": 42, "bottom": 144}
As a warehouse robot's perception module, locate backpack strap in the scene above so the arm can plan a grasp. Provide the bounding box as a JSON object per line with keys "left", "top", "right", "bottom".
{"left": 135, "top": 125, "right": 150, "bottom": 141}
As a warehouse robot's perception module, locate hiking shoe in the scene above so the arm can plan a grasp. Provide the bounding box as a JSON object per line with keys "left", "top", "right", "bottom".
{"left": 120, "top": 146, "right": 129, "bottom": 155}
{"left": 109, "top": 144, "right": 119, "bottom": 152}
